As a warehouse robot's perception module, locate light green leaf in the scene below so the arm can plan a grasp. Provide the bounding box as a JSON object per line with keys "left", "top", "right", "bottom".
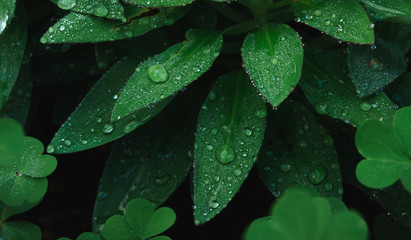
{"left": 92, "top": 92, "right": 197, "bottom": 231}
{"left": 102, "top": 215, "right": 134, "bottom": 240}
{"left": 257, "top": 100, "right": 343, "bottom": 199}
{"left": 126, "top": 199, "right": 154, "bottom": 238}
{"left": 48, "top": 57, "right": 172, "bottom": 154}
{"left": 299, "top": 49, "right": 396, "bottom": 127}
{"left": 292, "top": 0, "right": 374, "bottom": 44}
{"left": 149, "top": 236, "right": 172, "bottom": 240}
{"left": 124, "top": 0, "right": 194, "bottom": 7}
{"left": 357, "top": 0, "right": 411, "bottom": 23}
{"left": 394, "top": 106, "right": 411, "bottom": 156}
{"left": 241, "top": 23, "right": 303, "bottom": 107}
{"left": 0, "top": 0, "right": 16, "bottom": 34}
{"left": 0, "top": 118, "right": 24, "bottom": 162}
{"left": 40, "top": 7, "right": 188, "bottom": 44}
{"left": 244, "top": 217, "right": 281, "bottom": 240}
{"left": 0, "top": 221, "right": 41, "bottom": 240}
{"left": 320, "top": 211, "right": 368, "bottom": 240}
{"left": 76, "top": 232, "right": 101, "bottom": 240}
{"left": 0, "top": 4, "right": 27, "bottom": 110}
{"left": 112, "top": 29, "right": 222, "bottom": 121}
{"left": 193, "top": 70, "right": 266, "bottom": 224}
{"left": 143, "top": 207, "right": 176, "bottom": 239}
{"left": 348, "top": 37, "right": 406, "bottom": 97}
{"left": 54, "top": 0, "right": 126, "bottom": 21}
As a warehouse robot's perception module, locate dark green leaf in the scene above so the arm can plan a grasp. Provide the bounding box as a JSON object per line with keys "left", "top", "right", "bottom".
{"left": 385, "top": 72, "right": 411, "bottom": 108}
{"left": 257, "top": 100, "right": 343, "bottom": 198}
{"left": 54, "top": 0, "right": 126, "bottom": 21}
{"left": 292, "top": 0, "right": 374, "bottom": 44}
{"left": 47, "top": 57, "right": 172, "bottom": 154}
{"left": 0, "top": 64, "right": 31, "bottom": 126}
{"left": 193, "top": 70, "right": 266, "bottom": 224}
{"left": 320, "top": 211, "right": 368, "bottom": 240}
{"left": 394, "top": 106, "right": 411, "bottom": 156}
{"left": 0, "top": 221, "right": 41, "bottom": 240}
{"left": 348, "top": 37, "right": 406, "bottom": 97}
{"left": 0, "top": 4, "right": 27, "bottom": 110}
{"left": 0, "top": 201, "right": 40, "bottom": 221}
{"left": 299, "top": 49, "right": 396, "bottom": 127}
{"left": 241, "top": 23, "right": 303, "bottom": 107}
{"left": 188, "top": 2, "right": 218, "bottom": 30}
{"left": 93, "top": 92, "right": 198, "bottom": 231}
{"left": 40, "top": 7, "right": 188, "bottom": 44}
{"left": 0, "top": 0, "right": 16, "bottom": 35}
{"left": 124, "top": 0, "right": 194, "bottom": 7}
{"left": 102, "top": 215, "right": 134, "bottom": 240}
{"left": 357, "top": 0, "right": 411, "bottom": 23}
{"left": 112, "top": 29, "right": 222, "bottom": 121}
{"left": 375, "top": 22, "right": 411, "bottom": 53}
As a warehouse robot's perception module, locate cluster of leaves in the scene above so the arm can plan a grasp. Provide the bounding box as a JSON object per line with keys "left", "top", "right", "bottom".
{"left": 1, "top": 0, "right": 411, "bottom": 238}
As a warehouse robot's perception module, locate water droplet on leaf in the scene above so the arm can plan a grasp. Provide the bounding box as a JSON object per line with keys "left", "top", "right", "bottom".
{"left": 148, "top": 64, "right": 168, "bottom": 83}
{"left": 215, "top": 145, "right": 235, "bottom": 164}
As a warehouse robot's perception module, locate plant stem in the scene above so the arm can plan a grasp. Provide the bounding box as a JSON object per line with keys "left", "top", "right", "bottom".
{"left": 0, "top": 205, "right": 8, "bottom": 228}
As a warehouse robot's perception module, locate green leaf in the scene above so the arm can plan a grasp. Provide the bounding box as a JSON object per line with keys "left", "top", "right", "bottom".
{"left": 102, "top": 215, "right": 134, "bottom": 240}
{"left": 292, "top": 0, "right": 374, "bottom": 44}
{"left": 0, "top": 3, "right": 27, "bottom": 110}
{"left": 0, "top": 63, "right": 32, "bottom": 126}
{"left": 356, "top": 0, "right": 411, "bottom": 23}
{"left": 385, "top": 72, "right": 411, "bottom": 108}
{"left": 112, "top": 29, "right": 223, "bottom": 121}
{"left": 320, "top": 211, "right": 368, "bottom": 240}
{"left": 193, "top": 70, "right": 266, "bottom": 224}
{"left": 76, "top": 232, "right": 101, "bottom": 240}
{"left": 48, "top": 57, "right": 172, "bottom": 154}
{"left": 125, "top": 199, "right": 154, "bottom": 238}
{"left": 394, "top": 106, "right": 411, "bottom": 156}
{"left": 244, "top": 218, "right": 280, "bottom": 240}
{"left": 54, "top": 0, "right": 126, "bottom": 22}
{"left": 299, "top": 49, "right": 396, "bottom": 127}
{"left": 401, "top": 167, "right": 411, "bottom": 193}
{"left": 0, "top": 0, "right": 16, "bottom": 35}
{"left": 149, "top": 236, "right": 171, "bottom": 240}
{"left": 0, "top": 201, "right": 40, "bottom": 221}
{"left": 0, "top": 136, "right": 57, "bottom": 206}
{"left": 0, "top": 221, "right": 41, "bottom": 240}
{"left": 257, "top": 100, "right": 343, "bottom": 198}
{"left": 348, "top": 37, "right": 407, "bottom": 97}
{"left": 143, "top": 207, "right": 176, "bottom": 239}
{"left": 241, "top": 23, "right": 303, "bottom": 107}
{"left": 0, "top": 118, "right": 24, "bottom": 162}
{"left": 40, "top": 7, "right": 188, "bottom": 44}
{"left": 124, "top": 0, "right": 194, "bottom": 7}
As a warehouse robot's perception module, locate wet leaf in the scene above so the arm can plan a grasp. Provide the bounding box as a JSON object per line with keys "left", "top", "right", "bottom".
{"left": 0, "top": 0, "right": 15, "bottom": 35}
{"left": 242, "top": 23, "right": 303, "bottom": 107}
{"left": 0, "top": 4, "right": 27, "bottom": 110}
{"left": 292, "top": 0, "right": 374, "bottom": 44}
{"left": 48, "top": 57, "right": 172, "bottom": 154}
{"left": 0, "top": 221, "right": 41, "bottom": 240}
{"left": 93, "top": 92, "right": 198, "bottom": 230}
{"left": 357, "top": 0, "right": 411, "bottom": 23}
{"left": 257, "top": 100, "right": 343, "bottom": 199}
{"left": 112, "top": 29, "right": 222, "bottom": 121}
{"left": 40, "top": 7, "right": 188, "bottom": 43}
{"left": 299, "top": 49, "right": 396, "bottom": 127}
{"left": 125, "top": 0, "right": 194, "bottom": 7}
{"left": 348, "top": 37, "right": 407, "bottom": 97}
{"left": 193, "top": 70, "right": 266, "bottom": 224}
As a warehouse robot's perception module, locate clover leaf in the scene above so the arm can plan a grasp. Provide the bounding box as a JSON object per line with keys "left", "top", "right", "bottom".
{"left": 355, "top": 106, "right": 411, "bottom": 192}
{"left": 244, "top": 188, "right": 368, "bottom": 240}
{"left": 0, "top": 118, "right": 24, "bottom": 164}
{"left": 0, "top": 221, "right": 42, "bottom": 240}
{"left": 102, "top": 198, "right": 176, "bottom": 240}
{"left": 0, "top": 134, "right": 57, "bottom": 206}
{"left": 58, "top": 232, "right": 101, "bottom": 240}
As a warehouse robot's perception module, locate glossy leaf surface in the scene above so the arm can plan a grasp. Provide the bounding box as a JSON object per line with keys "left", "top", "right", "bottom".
{"left": 93, "top": 92, "right": 198, "bottom": 230}
{"left": 257, "top": 100, "right": 343, "bottom": 198}
{"left": 0, "top": 5, "right": 27, "bottom": 110}
{"left": 125, "top": 0, "right": 194, "bottom": 7}
{"left": 53, "top": 0, "right": 126, "bottom": 21}
{"left": 242, "top": 23, "right": 303, "bottom": 107}
{"left": 348, "top": 38, "right": 406, "bottom": 97}
{"left": 112, "top": 29, "right": 223, "bottom": 121}
{"left": 357, "top": 0, "right": 411, "bottom": 23}
{"left": 292, "top": 0, "right": 374, "bottom": 44}
{"left": 48, "top": 57, "right": 172, "bottom": 154}
{"left": 0, "top": 221, "right": 41, "bottom": 240}
{"left": 193, "top": 70, "right": 266, "bottom": 224}
{"left": 40, "top": 7, "right": 188, "bottom": 43}
{"left": 0, "top": 0, "right": 15, "bottom": 34}
{"left": 244, "top": 189, "right": 368, "bottom": 240}
{"left": 299, "top": 49, "right": 396, "bottom": 127}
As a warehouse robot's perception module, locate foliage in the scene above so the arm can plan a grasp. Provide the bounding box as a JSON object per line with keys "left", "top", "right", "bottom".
{"left": 0, "top": 0, "right": 410, "bottom": 239}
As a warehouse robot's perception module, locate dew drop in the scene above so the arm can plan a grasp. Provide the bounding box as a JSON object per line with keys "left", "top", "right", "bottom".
{"left": 46, "top": 145, "right": 55, "bottom": 153}
{"left": 57, "top": 0, "right": 77, "bottom": 10}
{"left": 280, "top": 164, "right": 291, "bottom": 173}
{"left": 254, "top": 109, "right": 267, "bottom": 119}
{"left": 148, "top": 64, "right": 168, "bottom": 83}
{"left": 209, "top": 201, "right": 219, "bottom": 209}
{"left": 93, "top": 5, "right": 109, "bottom": 17}
{"left": 360, "top": 102, "right": 371, "bottom": 111}
{"left": 324, "top": 181, "right": 333, "bottom": 191}
{"left": 215, "top": 145, "right": 235, "bottom": 164}
{"left": 299, "top": 139, "right": 309, "bottom": 149}
{"left": 103, "top": 123, "right": 114, "bottom": 134}
{"left": 211, "top": 128, "right": 218, "bottom": 135}
{"left": 233, "top": 169, "right": 242, "bottom": 177}
{"left": 123, "top": 121, "right": 142, "bottom": 133}
{"left": 323, "top": 135, "right": 334, "bottom": 147}
{"left": 242, "top": 127, "right": 253, "bottom": 136}
{"left": 331, "top": 163, "right": 340, "bottom": 171}
{"left": 313, "top": 9, "right": 321, "bottom": 16}
{"left": 98, "top": 192, "right": 108, "bottom": 200}
{"left": 309, "top": 165, "right": 327, "bottom": 185}
{"left": 206, "top": 145, "right": 214, "bottom": 151}
{"left": 271, "top": 58, "right": 278, "bottom": 65}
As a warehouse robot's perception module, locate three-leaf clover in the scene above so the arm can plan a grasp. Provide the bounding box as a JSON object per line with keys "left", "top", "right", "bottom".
{"left": 0, "top": 118, "right": 57, "bottom": 206}
{"left": 244, "top": 188, "right": 368, "bottom": 240}
{"left": 355, "top": 106, "right": 411, "bottom": 193}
